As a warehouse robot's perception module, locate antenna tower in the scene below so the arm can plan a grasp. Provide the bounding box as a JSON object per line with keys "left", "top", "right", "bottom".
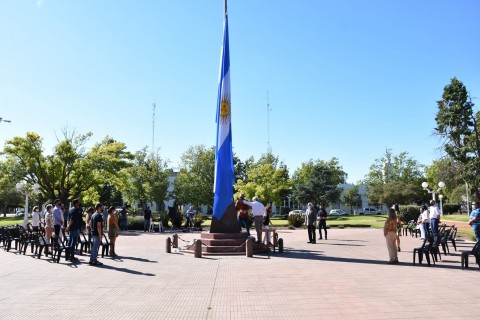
{"left": 152, "top": 103, "right": 156, "bottom": 154}
{"left": 267, "top": 90, "right": 272, "bottom": 153}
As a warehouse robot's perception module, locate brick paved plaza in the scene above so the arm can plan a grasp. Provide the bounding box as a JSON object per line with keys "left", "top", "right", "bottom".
{"left": 1, "top": 228, "right": 479, "bottom": 319}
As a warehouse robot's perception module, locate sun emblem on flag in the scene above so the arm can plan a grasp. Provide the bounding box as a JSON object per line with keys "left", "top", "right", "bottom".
{"left": 219, "top": 94, "right": 231, "bottom": 123}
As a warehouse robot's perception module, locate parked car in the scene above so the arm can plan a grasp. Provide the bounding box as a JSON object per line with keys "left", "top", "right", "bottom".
{"left": 288, "top": 210, "right": 306, "bottom": 217}
{"left": 329, "top": 209, "right": 348, "bottom": 216}
{"left": 15, "top": 209, "right": 31, "bottom": 218}
{"left": 354, "top": 208, "right": 381, "bottom": 215}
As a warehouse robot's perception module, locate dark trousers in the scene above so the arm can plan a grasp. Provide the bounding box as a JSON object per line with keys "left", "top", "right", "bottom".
{"left": 424, "top": 222, "right": 430, "bottom": 239}
{"left": 67, "top": 229, "right": 79, "bottom": 259}
{"left": 430, "top": 218, "right": 439, "bottom": 244}
{"left": 307, "top": 225, "right": 316, "bottom": 243}
{"left": 54, "top": 224, "right": 61, "bottom": 239}
{"left": 237, "top": 216, "right": 251, "bottom": 236}
{"left": 318, "top": 220, "right": 327, "bottom": 239}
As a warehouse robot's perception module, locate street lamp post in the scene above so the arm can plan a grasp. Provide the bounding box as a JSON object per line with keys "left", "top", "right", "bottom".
{"left": 15, "top": 182, "right": 40, "bottom": 229}
{"left": 421, "top": 181, "right": 445, "bottom": 201}
{"left": 0, "top": 117, "right": 12, "bottom": 124}
{"left": 438, "top": 194, "right": 444, "bottom": 216}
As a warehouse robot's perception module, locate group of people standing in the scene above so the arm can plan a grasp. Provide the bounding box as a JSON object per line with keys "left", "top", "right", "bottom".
{"left": 305, "top": 203, "right": 328, "bottom": 244}
{"left": 235, "top": 194, "right": 273, "bottom": 245}
{"left": 29, "top": 200, "right": 120, "bottom": 266}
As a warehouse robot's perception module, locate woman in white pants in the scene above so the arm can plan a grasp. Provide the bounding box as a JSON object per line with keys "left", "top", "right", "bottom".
{"left": 384, "top": 208, "right": 399, "bottom": 264}
{"left": 418, "top": 205, "right": 429, "bottom": 240}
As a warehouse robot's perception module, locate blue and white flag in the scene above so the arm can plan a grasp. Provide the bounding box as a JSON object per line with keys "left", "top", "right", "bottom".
{"left": 213, "top": 9, "right": 234, "bottom": 220}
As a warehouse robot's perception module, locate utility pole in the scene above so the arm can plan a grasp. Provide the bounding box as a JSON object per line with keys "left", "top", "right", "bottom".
{"left": 267, "top": 90, "right": 272, "bottom": 154}
{"left": 152, "top": 103, "right": 156, "bottom": 154}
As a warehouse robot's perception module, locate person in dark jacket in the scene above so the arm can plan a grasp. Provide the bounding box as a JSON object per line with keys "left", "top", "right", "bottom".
{"left": 318, "top": 204, "right": 328, "bottom": 240}
{"left": 305, "top": 203, "right": 317, "bottom": 244}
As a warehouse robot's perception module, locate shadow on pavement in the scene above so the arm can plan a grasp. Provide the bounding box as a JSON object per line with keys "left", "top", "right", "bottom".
{"left": 316, "top": 243, "right": 366, "bottom": 247}
{"left": 279, "top": 248, "right": 468, "bottom": 270}
{"left": 98, "top": 264, "right": 155, "bottom": 276}
{"left": 111, "top": 256, "right": 158, "bottom": 263}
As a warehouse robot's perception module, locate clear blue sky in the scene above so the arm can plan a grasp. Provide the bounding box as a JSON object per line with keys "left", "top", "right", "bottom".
{"left": 1, "top": 0, "right": 479, "bottom": 183}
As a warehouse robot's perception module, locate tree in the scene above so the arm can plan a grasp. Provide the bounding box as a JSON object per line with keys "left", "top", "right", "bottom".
{"left": 0, "top": 159, "right": 24, "bottom": 215}
{"left": 2, "top": 131, "right": 131, "bottom": 204}
{"left": 292, "top": 158, "right": 346, "bottom": 206}
{"left": 364, "top": 150, "right": 425, "bottom": 206}
{"left": 173, "top": 145, "right": 215, "bottom": 210}
{"left": 117, "top": 148, "right": 170, "bottom": 210}
{"left": 425, "top": 157, "right": 467, "bottom": 204}
{"left": 435, "top": 77, "right": 480, "bottom": 200}
{"left": 234, "top": 152, "right": 291, "bottom": 205}
{"left": 342, "top": 185, "right": 362, "bottom": 214}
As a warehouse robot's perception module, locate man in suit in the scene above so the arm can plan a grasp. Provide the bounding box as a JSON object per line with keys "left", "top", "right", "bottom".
{"left": 305, "top": 203, "right": 317, "bottom": 244}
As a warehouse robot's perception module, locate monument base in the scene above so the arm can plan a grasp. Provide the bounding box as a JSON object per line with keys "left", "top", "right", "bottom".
{"left": 210, "top": 204, "right": 240, "bottom": 233}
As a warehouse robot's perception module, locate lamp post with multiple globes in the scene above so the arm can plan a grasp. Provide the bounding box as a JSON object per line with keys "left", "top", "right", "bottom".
{"left": 15, "top": 182, "right": 40, "bottom": 229}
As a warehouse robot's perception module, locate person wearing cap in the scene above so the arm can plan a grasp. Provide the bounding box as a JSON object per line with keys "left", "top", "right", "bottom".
{"left": 241, "top": 196, "right": 266, "bottom": 243}
{"left": 468, "top": 201, "right": 480, "bottom": 241}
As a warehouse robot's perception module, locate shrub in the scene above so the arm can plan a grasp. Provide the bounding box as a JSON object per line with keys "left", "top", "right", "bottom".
{"left": 398, "top": 205, "right": 420, "bottom": 223}
{"left": 171, "top": 211, "right": 185, "bottom": 228}
{"left": 126, "top": 216, "right": 144, "bottom": 230}
{"left": 193, "top": 214, "right": 208, "bottom": 228}
{"left": 288, "top": 213, "right": 304, "bottom": 228}
{"left": 442, "top": 204, "right": 461, "bottom": 215}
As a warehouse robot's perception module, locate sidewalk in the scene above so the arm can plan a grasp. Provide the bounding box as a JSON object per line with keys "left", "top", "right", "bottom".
{"left": 0, "top": 228, "right": 479, "bottom": 319}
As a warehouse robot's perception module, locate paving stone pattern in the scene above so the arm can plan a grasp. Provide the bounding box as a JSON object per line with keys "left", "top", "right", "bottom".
{"left": 1, "top": 228, "right": 479, "bottom": 319}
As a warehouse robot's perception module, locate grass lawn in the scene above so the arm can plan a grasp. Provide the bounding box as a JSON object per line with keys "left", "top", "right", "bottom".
{"left": 0, "top": 217, "right": 23, "bottom": 227}
{"left": 440, "top": 214, "right": 470, "bottom": 223}
{"left": 201, "top": 216, "right": 388, "bottom": 228}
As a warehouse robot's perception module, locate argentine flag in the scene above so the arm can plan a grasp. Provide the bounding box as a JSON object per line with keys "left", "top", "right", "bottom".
{"left": 213, "top": 9, "right": 234, "bottom": 220}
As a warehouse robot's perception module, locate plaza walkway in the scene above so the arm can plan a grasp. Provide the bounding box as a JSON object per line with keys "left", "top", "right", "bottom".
{"left": 0, "top": 228, "right": 478, "bottom": 319}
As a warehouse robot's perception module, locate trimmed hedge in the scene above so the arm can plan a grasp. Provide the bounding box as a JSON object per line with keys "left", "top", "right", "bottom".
{"left": 398, "top": 205, "right": 420, "bottom": 223}
{"left": 442, "top": 204, "right": 461, "bottom": 215}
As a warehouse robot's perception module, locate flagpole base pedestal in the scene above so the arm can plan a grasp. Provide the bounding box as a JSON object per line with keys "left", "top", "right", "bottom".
{"left": 210, "top": 204, "right": 240, "bottom": 233}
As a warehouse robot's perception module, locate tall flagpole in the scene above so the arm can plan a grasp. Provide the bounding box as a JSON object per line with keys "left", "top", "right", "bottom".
{"left": 225, "top": 0, "right": 227, "bottom": 15}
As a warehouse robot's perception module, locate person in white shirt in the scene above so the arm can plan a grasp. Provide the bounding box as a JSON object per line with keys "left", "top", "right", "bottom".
{"left": 418, "top": 205, "right": 429, "bottom": 240}
{"left": 241, "top": 196, "right": 265, "bottom": 244}
{"left": 31, "top": 206, "right": 40, "bottom": 232}
{"left": 429, "top": 200, "right": 441, "bottom": 244}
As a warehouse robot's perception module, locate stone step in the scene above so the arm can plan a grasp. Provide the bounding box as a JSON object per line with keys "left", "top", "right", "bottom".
{"left": 179, "top": 249, "right": 245, "bottom": 256}
{"left": 200, "top": 238, "right": 247, "bottom": 246}
{"left": 200, "top": 232, "right": 249, "bottom": 240}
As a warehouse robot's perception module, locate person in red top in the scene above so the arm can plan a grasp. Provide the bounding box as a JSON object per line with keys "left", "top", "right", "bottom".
{"left": 235, "top": 194, "right": 251, "bottom": 235}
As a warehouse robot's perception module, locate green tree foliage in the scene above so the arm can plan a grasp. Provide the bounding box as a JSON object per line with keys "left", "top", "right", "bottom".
{"left": 342, "top": 185, "right": 362, "bottom": 214}
{"left": 118, "top": 148, "right": 170, "bottom": 210}
{"left": 234, "top": 152, "right": 291, "bottom": 205}
{"left": 292, "top": 158, "right": 346, "bottom": 206}
{"left": 425, "top": 157, "right": 467, "bottom": 205}
{"left": 2, "top": 131, "right": 131, "bottom": 204}
{"left": 381, "top": 181, "right": 420, "bottom": 207}
{"left": 0, "top": 159, "right": 24, "bottom": 215}
{"left": 364, "top": 150, "right": 425, "bottom": 206}
{"left": 173, "top": 145, "right": 215, "bottom": 209}
{"left": 435, "top": 77, "right": 480, "bottom": 200}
